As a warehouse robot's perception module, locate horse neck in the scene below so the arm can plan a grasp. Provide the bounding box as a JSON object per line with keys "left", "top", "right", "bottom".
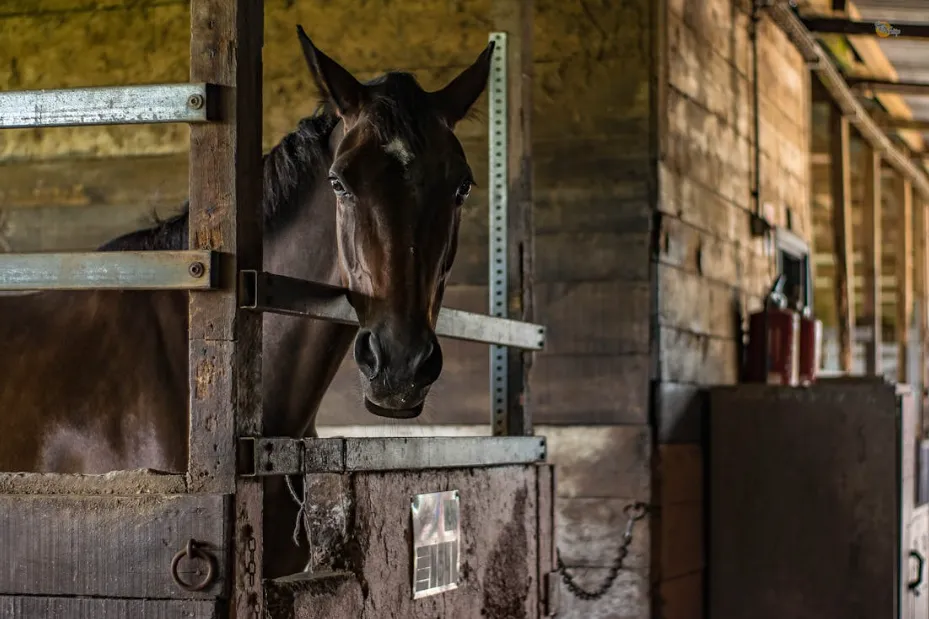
{"left": 260, "top": 122, "right": 358, "bottom": 438}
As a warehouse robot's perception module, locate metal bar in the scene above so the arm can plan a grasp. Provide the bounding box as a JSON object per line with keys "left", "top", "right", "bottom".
{"left": 239, "top": 270, "right": 546, "bottom": 351}
{"left": 488, "top": 31, "right": 509, "bottom": 433}
{"left": 0, "top": 83, "right": 212, "bottom": 129}
{"left": 848, "top": 78, "right": 929, "bottom": 97}
{"left": 0, "top": 250, "right": 217, "bottom": 291}
{"left": 763, "top": 3, "right": 929, "bottom": 200}
{"left": 799, "top": 16, "right": 929, "bottom": 40}
{"left": 237, "top": 436, "right": 547, "bottom": 476}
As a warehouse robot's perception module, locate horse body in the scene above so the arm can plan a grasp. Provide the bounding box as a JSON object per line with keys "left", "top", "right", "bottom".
{"left": 0, "top": 27, "right": 492, "bottom": 577}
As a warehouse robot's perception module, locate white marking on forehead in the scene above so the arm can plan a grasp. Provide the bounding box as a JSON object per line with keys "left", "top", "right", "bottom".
{"left": 384, "top": 137, "right": 414, "bottom": 167}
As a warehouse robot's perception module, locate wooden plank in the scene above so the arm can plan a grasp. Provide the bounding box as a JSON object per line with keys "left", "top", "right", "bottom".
{"left": 536, "top": 463, "right": 556, "bottom": 618}
{"left": 897, "top": 175, "right": 914, "bottom": 382}
{"left": 535, "top": 281, "right": 650, "bottom": 355}
{"left": 655, "top": 383, "right": 706, "bottom": 444}
{"left": 829, "top": 105, "right": 855, "bottom": 372}
{"left": 658, "top": 264, "right": 743, "bottom": 339}
{"left": 531, "top": 354, "right": 650, "bottom": 424}
{"left": 659, "top": 326, "right": 739, "bottom": 385}
{"left": 543, "top": 425, "right": 651, "bottom": 499}
{"left": 0, "top": 470, "right": 187, "bottom": 495}
{"left": 916, "top": 193, "right": 928, "bottom": 399}
{"left": 658, "top": 572, "right": 704, "bottom": 619}
{"left": 556, "top": 570, "right": 649, "bottom": 619}
{"left": 492, "top": 0, "right": 534, "bottom": 436}
{"left": 556, "top": 497, "right": 649, "bottom": 569}
{"left": 187, "top": 3, "right": 264, "bottom": 619}
{"left": 861, "top": 147, "right": 883, "bottom": 375}
{"left": 0, "top": 494, "right": 229, "bottom": 599}
{"left": 658, "top": 502, "right": 704, "bottom": 581}
{"left": 0, "top": 597, "right": 219, "bottom": 619}
{"left": 922, "top": 194, "right": 929, "bottom": 404}
{"left": 657, "top": 444, "right": 703, "bottom": 505}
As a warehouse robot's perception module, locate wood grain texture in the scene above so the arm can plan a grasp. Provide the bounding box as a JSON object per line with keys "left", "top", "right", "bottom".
{"left": 187, "top": 3, "right": 264, "bottom": 619}
{"left": 861, "top": 146, "right": 883, "bottom": 375}
{"left": 656, "top": 572, "right": 703, "bottom": 619}
{"left": 829, "top": 106, "right": 855, "bottom": 372}
{"left": 0, "top": 597, "right": 219, "bottom": 619}
{"left": 544, "top": 425, "right": 651, "bottom": 499}
{"left": 0, "top": 494, "right": 229, "bottom": 599}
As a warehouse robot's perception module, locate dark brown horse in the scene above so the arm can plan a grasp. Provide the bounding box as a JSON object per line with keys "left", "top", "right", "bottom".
{"left": 0, "top": 27, "right": 492, "bottom": 577}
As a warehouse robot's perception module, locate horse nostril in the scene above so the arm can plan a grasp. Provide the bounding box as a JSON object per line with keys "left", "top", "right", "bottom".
{"left": 414, "top": 337, "right": 443, "bottom": 385}
{"left": 354, "top": 329, "right": 382, "bottom": 379}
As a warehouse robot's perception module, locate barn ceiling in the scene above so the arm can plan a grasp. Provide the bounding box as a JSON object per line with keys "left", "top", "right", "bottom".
{"left": 854, "top": 0, "right": 929, "bottom": 145}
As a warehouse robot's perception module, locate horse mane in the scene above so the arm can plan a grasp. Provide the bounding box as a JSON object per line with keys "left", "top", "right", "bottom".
{"left": 99, "top": 70, "right": 452, "bottom": 253}
{"left": 98, "top": 107, "right": 339, "bottom": 252}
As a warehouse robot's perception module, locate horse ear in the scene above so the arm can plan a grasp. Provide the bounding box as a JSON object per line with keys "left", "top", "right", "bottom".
{"left": 296, "top": 25, "right": 365, "bottom": 118}
{"left": 431, "top": 41, "right": 495, "bottom": 127}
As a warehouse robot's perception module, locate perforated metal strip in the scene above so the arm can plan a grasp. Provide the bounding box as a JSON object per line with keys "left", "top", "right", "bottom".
{"left": 488, "top": 32, "right": 509, "bottom": 435}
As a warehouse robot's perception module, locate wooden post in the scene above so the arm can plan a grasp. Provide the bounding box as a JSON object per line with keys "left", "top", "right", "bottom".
{"left": 187, "top": 0, "right": 264, "bottom": 616}
{"left": 896, "top": 175, "right": 914, "bottom": 382}
{"left": 861, "top": 146, "right": 883, "bottom": 375}
{"left": 830, "top": 105, "right": 855, "bottom": 373}
{"left": 492, "top": 0, "right": 534, "bottom": 436}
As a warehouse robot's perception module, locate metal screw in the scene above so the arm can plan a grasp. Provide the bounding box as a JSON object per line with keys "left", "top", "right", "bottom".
{"left": 188, "top": 261, "right": 205, "bottom": 278}
{"left": 187, "top": 94, "right": 205, "bottom": 110}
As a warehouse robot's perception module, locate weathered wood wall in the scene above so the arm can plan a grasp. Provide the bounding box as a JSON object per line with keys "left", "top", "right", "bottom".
{"left": 653, "top": 1, "right": 812, "bottom": 617}
{"left": 0, "top": 1, "right": 656, "bottom": 618}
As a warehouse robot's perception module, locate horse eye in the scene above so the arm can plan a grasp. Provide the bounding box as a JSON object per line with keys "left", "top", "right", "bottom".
{"left": 454, "top": 180, "right": 472, "bottom": 206}
{"left": 329, "top": 177, "right": 346, "bottom": 195}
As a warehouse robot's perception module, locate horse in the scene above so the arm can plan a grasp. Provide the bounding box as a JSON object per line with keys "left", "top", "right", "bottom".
{"left": 0, "top": 25, "right": 494, "bottom": 578}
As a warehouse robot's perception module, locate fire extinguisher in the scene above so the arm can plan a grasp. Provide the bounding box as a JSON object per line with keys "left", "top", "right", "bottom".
{"left": 745, "top": 275, "right": 800, "bottom": 385}
{"left": 798, "top": 305, "right": 823, "bottom": 385}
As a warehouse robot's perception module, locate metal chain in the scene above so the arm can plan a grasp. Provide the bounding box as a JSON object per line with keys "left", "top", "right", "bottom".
{"left": 245, "top": 532, "right": 260, "bottom": 618}
{"left": 556, "top": 502, "right": 649, "bottom": 601}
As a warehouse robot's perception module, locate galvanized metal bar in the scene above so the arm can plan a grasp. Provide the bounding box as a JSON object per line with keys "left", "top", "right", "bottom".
{"left": 239, "top": 270, "right": 546, "bottom": 351}
{"left": 0, "top": 250, "right": 217, "bottom": 291}
{"left": 0, "top": 83, "right": 212, "bottom": 129}
{"left": 237, "top": 436, "right": 546, "bottom": 476}
{"left": 488, "top": 31, "right": 509, "bottom": 434}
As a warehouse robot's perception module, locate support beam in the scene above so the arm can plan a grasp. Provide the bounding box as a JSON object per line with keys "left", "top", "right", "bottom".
{"left": 187, "top": 1, "right": 264, "bottom": 619}
{"left": 897, "top": 175, "right": 914, "bottom": 382}
{"left": 490, "top": 0, "right": 534, "bottom": 437}
{"left": 830, "top": 106, "right": 856, "bottom": 373}
{"left": 862, "top": 147, "right": 883, "bottom": 375}
{"left": 878, "top": 118, "right": 929, "bottom": 133}
{"left": 764, "top": 4, "right": 929, "bottom": 199}
{"left": 849, "top": 78, "right": 929, "bottom": 98}
{"left": 800, "top": 16, "right": 929, "bottom": 40}
{"left": 916, "top": 194, "right": 928, "bottom": 428}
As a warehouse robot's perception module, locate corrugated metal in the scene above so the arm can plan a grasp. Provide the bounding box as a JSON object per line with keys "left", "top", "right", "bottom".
{"left": 853, "top": 1, "right": 929, "bottom": 131}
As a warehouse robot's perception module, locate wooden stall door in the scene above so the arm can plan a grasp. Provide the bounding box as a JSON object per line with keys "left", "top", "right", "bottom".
{"left": 0, "top": 487, "right": 230, "bottom": 617}
{"left": 708, "top": 380, "right": 916, "bottom": 619}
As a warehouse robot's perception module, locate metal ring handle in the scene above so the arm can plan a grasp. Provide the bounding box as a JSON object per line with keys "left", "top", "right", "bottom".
{"left": 910, "top": 550, "right": 925, "bottom": 593}
{"left": 170, "top": 538, "right": 217, "bottom": 592}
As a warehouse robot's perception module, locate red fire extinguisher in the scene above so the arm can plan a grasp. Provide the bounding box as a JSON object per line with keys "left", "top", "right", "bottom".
{"left": 798, "top": 307, "right": 822, "bottom": 385}
{"left": 745, "top": 275, "right": 800, "bottom": 386}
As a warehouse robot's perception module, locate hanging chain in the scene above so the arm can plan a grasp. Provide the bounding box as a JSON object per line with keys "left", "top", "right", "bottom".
{"left": 556, "top": 501, "right": 649, "bottom": 601}
{"left": 244, "top": 528, "right": 260, "bottom": 619}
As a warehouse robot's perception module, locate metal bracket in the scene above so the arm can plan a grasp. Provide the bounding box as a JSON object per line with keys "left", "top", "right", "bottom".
{"left": 236, "top": 436, "right": 547, "bottom": 476}
{"left": 239, "top": 270, "right": 545, "bottom": 351}
{"left": 488, "top": 31, "right": 509, "bottom": 435}
{"left": 0, "top": 83, "right": 214, "bottom": 129}
{"left": 0, "top": 250, "right": 218, "bottom": 291}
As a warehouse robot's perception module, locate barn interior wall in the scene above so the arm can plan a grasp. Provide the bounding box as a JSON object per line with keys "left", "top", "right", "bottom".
{"left": 0, "top": 1, "right": 657, "bottom": 618}
{"left": 654, "top": 1, "right": 812, "bottom": 616}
